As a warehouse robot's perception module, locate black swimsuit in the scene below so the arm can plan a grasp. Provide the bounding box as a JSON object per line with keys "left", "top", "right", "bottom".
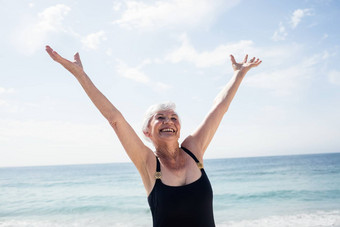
{"left": 147, "top": 147, "right": 215, "bottom": 227}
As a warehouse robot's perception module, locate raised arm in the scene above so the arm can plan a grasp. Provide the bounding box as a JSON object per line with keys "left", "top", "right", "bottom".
{"left": 182, "top": 54, "right": 262, "bottom": 158}
{"left": 45, "top": 46, "right": 154, "bottom": 175}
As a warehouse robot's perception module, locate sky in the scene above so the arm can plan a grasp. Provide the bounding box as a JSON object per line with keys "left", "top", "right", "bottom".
{"left": 1, "top": 0, "right": 340, "bottom": 167}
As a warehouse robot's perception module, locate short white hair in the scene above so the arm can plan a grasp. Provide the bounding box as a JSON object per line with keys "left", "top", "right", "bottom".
{"left": 142, "top": 101, "right": 180, "bottom": 142}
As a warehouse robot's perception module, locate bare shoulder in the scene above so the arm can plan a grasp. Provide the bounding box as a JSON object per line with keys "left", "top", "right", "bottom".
{"left": 181, "top": 136, "right": 204, "bottom": 162}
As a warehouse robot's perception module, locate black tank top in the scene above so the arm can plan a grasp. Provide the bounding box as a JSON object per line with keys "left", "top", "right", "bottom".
{"left": 147, "top": 147, "right": 215, "bottom": 227}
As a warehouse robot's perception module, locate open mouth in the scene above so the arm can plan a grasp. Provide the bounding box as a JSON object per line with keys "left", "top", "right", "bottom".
{"left": 160, "top": 128, "right": 175, "bottom": 133}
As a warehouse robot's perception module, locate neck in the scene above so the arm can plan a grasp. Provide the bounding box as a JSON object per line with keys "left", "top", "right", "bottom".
{"left": 155, "top": 141, "right": 180, "bottom": 158}
{"left": 154, "top": 141, "right": 185, "bottom": 170}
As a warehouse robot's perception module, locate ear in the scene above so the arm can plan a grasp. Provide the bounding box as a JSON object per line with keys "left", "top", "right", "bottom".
{"left": 143, "top": 130, "right": 151, "bottom": 138}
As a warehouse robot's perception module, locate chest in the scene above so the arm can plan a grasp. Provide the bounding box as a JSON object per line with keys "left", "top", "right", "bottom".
{"left": 160, "top": 160, "right": 202, "bottom": 187}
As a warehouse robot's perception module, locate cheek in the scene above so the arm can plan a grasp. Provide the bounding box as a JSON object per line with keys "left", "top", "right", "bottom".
{"left": 176, "top": 123, "right": 181, "bottom": 131}
{"left": 149, "top": 120, "right": 161, "bottom": 132}
{"left": 152, "top": 120, "right": 162, "bottom": 129}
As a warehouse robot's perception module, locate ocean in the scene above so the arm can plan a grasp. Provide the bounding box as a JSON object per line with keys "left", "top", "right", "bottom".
{"left": 1, "top": 152, "right": 340, "bottom": 227}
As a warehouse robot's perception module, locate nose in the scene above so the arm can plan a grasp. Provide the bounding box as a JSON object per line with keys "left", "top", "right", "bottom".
{"left": 162, "top": 117, "right": 172, "bottom": 124}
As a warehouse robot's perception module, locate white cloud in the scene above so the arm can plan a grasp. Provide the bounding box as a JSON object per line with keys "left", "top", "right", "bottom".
{"left": 164, "top": 33, "right": 321, "bottom": 97}
{"left": 291, "top": 8, "right": 312, "bottom": 29}
{"left": 272, "top": 9, "right": 312, "bottom": 42}
{"left": 0, "top": 87, "right": 15, "bottom": 94}
{"left": 12, "top": 4, "right": 70, "bottom": 54}
{"left": 36, "top": 4, "right": 70, "bottom": 33}
{"left": 113, "top": 0, "right": 240, "bottom": 30}
{"left": 166, "top": 34, "right": 254, "bottom": 68}
{"left": 328, "top": 70, "right": 340, "bottom": 86}
{"left": 116, "top": 60, "right": 150, "bottom": 84}
{"left": 167, "top": 34, "right": 301, "bottom": 69}
{"left": 115, "top": 59, "right": 172, "bottom": 92}
{"left": 244, "top": 53, "right": 322, "bottom": 96}
{"left": 272, "top": 23, "right": 287, "bottom": 41}
{"left": 81, "top": 31, "right": 107, "bottom": 50}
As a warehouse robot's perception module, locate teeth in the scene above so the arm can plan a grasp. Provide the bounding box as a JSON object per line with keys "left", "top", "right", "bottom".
{"left": 161, "top": 128, "right": 174, "bottom": 132}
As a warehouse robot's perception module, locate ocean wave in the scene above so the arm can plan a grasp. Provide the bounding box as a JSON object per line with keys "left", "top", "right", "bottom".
{"left": 218, "top": 210, "right": 340, "bottom": 227}
{"left": 215, "top": 189, "right": 340, "bottom": 202}
{"left": 1, "top": 210, "right": 339, "bottom": 227}
{"left": 0, "top": 216, "right": 150, "bottom": 227}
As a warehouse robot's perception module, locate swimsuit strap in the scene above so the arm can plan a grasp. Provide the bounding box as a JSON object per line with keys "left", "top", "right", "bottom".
{"left": 154, "top": 156, "right": 162, "bottom": 179}
{"left": 181, "top": 146, "right": 204, "bottom": 170}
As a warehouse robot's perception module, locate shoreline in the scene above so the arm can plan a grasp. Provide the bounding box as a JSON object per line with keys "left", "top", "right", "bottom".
{"left": 1, "top": 210, "right": 340, "bottom": 227}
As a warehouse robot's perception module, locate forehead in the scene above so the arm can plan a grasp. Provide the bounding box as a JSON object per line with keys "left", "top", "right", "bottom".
{"left": 154, "top": 110, "right": 178, "bottom": 116}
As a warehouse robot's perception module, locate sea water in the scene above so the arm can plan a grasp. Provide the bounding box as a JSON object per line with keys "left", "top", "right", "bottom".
{"left": 1, "top": 153, "right": 340, "bottom": 226}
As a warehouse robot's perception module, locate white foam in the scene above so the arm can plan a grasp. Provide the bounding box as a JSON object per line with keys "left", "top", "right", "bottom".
{"left": 218, "top": 210, "right": 340, "bottom": 227}
{"left": 1, "top": 211, "right": 340, "bottom": 227}
{"left": 0, "top": 218, "right": 148, "bottom": 227}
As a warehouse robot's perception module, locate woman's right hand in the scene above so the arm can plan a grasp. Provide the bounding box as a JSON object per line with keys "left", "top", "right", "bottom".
{"left": 230, "top": 54, "right": 262, "bottom": 74}
{"left": 46, "top": 45, "right": 84, "bottom": 77}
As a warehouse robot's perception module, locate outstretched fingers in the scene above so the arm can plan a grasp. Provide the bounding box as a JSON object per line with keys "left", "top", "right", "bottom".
{"left": 46, "top": 46, "right": 59, "bottom": 61}
{"left": 230, "top": 54, "right": 262, "bottom": 63}
{"left": 252, "top": 58, "right": 262, "bottom": 67}
{"left": 247, "top": 56, "right": 262, "bottom": 67}
{"left": 229, "top": 54, "right": 262, "bottom": 71}
{"left": 46, "top": 46, "right": 57, "bottom": 60}
{"left": 45, "top": 45, "right": 67, "bottom": 64}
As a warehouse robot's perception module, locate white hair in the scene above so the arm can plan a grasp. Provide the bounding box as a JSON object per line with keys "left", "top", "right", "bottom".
{"left": 142, "top": 101, "right": 180, "bottom": 142}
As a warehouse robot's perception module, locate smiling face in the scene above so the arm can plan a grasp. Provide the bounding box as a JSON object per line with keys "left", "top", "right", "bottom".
{"left": 145, "top": 110, "right": 181, "bottom": 144}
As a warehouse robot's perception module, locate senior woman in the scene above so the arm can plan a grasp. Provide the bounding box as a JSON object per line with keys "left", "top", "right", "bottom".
{"left": 45, "top": 45, "right": 261, "bottom": 227}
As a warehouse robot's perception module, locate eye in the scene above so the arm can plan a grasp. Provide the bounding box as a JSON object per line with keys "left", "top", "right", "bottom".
{"left": 157, "top": 116, "right": 165, "bottom": 120}
{"left": 171, "top": 117, "right": 177, "bottom": 121}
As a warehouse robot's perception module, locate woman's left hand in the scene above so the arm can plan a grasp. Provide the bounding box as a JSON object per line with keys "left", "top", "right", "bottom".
{"left": 230, "top": 54, "right": 262, "bottom": 73}
{"left": 46, "top": 45, "right": 85, "bottom": 77}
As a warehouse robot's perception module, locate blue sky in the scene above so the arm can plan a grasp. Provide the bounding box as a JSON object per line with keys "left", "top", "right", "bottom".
{"left": 1, "top": 0, "right": 340, "bottom": 167}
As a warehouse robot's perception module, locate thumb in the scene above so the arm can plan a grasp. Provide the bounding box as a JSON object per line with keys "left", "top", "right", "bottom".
{"left": 74, "top": 52, "right": 83, "bottom": 67}
{"left": 230, "top": 54, "right": 236, "bottom": 64}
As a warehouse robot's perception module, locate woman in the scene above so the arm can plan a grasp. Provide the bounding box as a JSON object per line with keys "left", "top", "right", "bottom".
{"left": 45, "top": 45, "right": 261, "bottom": 227}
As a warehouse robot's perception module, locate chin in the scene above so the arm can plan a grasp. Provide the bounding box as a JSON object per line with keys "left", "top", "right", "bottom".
{"left": 159, "top": 135, "right": 179, "bottom": 141}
